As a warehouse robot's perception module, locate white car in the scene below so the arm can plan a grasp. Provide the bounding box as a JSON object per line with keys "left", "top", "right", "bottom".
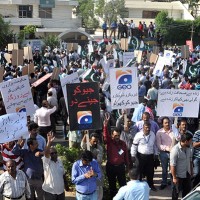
{"left": 182, "top": 186, "right": 200, "bottom": 200}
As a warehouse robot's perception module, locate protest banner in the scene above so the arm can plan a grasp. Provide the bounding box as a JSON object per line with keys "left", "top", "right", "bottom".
{"left": 31, "top": 73, "right": 52, "bottom": 87}
{"left": 0, "top": 75, "right": 35, "bottom": 116}
{"left": 153, "top": 56, "right": 165, "bottom": 77}
{"left": 8, "top": 43, "right": 18, "bottom": 51}
{"left": 110, "top": 67, "right": 138, "bottom": 109}
{"left": 163, "top": 50, "right": 174, "bottom": 66}
{"left": 0, "top": 112, "right": 28, "bottom": 143}
{"left": 120, "top": 38, "right": 128, "bottom": 51}
{"left": 4, "top": 53, "right": 12, "bottom": 63}
{"left": 60, "top": 72, "right": 80, "bottom": 107}
{"left": 22, "top": 63, "right": 34, "bottom": 76}
{"left": 67, "top": 82, "right": 101, "bottom": 131}
{"left": 123, "top": 52, "right": 134, "bottom": 67}
{"left": 51, "top": 67, "right": 61, "bottom": 80}
{"left": 157, "top": 89, "right": 200, "bottom": 117}
{"left": 135, "top": 50, "right": 142, "bottom": 64}
{"left": 24, "top": 46, "right": 33, "bottom": 60}
{"left": 181, "top": 45, "right": 190, "bottom": 59}
{"left": 149, "top": 53, "right": 158, "bottom": 64}
{"left": 152, "top": 46, "right": 159, "bottom": 55}
{"left": 0, "top": 67, "right": 4, "bottom": 83}
{"left": 186, "top": 40, "right": 194, "bottom": 51}
{"left": 12, "top": 49, "right": 24, "bottom": 66}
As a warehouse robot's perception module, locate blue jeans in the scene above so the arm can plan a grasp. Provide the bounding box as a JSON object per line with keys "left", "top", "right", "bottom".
{"left": 76, "top": 191, "right": 97, "bottom": 200}
{"left": 193, "top": 157, "right": 200, "bottom": 187}
{"left": 159, "top": 151, "right": 170, "bottom": 185}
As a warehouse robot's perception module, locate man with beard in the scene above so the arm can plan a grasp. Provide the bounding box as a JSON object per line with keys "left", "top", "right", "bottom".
{"left": 170, "top": 132, "right": 193, "bottom": 199}
{"left": 103, "top": 113, "right": 129, "bottom": 199}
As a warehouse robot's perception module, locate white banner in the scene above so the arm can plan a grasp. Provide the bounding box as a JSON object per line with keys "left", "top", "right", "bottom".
{"left": 164, "top": 50, "right": 174, "bottom": 66}
{"left": 153, "top": 56, "right": 165, "bottom": 77}
{"left": 0, "top": 112, "right": 28, "bottom": 143}
{"left": 110, "top": 67, "right": 138, "bottom": 109}
{"left": 0, "top": 75, "right": 35, "bottom": 116}
{"left": 60, "top": 72, "right": 80, "bottom": 107}
{"left": 157, "top": 89, "right": 200, "bottom": 117}
{"left": 123, "top": 52, "right": 134, "bottom": 66}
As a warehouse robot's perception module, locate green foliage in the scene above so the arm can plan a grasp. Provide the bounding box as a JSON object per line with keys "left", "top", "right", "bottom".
{"left": 55, "top": 144, "right": 81, "bottom": 187}
{"left": 155, "top": 11, "right": 200, "bottom": 45}
{"left": 77, "top": 0, "right": 99, "bottom": 29}
{"left": 95, "top": 0, "right": 128, "bottom": 25}
{"left": 0, "top": 16, "right": 14, "bottom": 49}
{"left": 43, "top": 34, "right": 60, "bottom": 50}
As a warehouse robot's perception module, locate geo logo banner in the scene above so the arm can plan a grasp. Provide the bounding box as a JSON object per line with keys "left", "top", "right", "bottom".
{"left": 110, "top": 67, "right": 138, "bottom": 109}
{"left": 157, "top": 89, "right": 200, "bottom": 118}
{"left": 66, "top": 82, "right": 101, "bottom": 131}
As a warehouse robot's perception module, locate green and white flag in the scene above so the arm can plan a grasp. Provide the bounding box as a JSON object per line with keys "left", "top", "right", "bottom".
{"left": 185, "top": 60, "right": 200, "bottom": 77}
{"left": 81, "top": 69, "right": 100, "bottom": 82}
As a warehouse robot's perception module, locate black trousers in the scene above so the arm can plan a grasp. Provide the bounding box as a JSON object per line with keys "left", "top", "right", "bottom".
{"left": 137, "top": 153, "right": 154, "bottom": 187}
{"left": 106, "top": 162, "right": 126, "bottom": 199}
{"left": 171, "top": 173, "right": 191, "bottom": 200}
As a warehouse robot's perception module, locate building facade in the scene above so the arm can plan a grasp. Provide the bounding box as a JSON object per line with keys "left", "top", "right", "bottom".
{"left": 125, "top": 0, "right": 194, "bottom": 25}
{"left": 0, "top": 0, "right": 83, "bottom": 39}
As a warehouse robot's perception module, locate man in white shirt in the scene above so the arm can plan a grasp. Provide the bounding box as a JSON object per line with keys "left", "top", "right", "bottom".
{"left": 34, "top": 100, "right": 56, "bottom": 140}
{"left": 42, "top": 133, "right": 68, "bottom": 200}
{"left": 0, "top": 160, "right": 31, "bottom": 200}
{"left": 131, "top": 122, "right": 158, "bottom": 191}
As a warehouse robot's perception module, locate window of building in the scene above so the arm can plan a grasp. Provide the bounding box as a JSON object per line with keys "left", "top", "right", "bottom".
{"left": 39, "top": 6, "right": 52, "bottom": 18}
{"left": 142, "top": 11, "right": 159, "bottom": 19}
{"left": 19, "top": 5, "right": 33, "bottom": 18}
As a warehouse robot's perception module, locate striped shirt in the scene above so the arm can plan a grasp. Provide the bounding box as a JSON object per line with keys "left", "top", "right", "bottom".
{"left": 193, "top": 131, "right": 200, "bottom": 158}
{"left": 0, "top": 144, "right": 23, "bottom": 171}
{"left": 0, "top": 170, "right": 31, "bottom": 198}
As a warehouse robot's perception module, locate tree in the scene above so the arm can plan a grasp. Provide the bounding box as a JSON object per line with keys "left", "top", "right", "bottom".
{"left": 77, "top": 0, "right": 99, "bottom": 29}
{"left": 43, "top": 34, "right": 60, "bottom": 50}
{"left": 95, "top": 0, "right": 128, "bottom": 25}
{"left": 0, "top": 16, "right": 14, "bottom": 49}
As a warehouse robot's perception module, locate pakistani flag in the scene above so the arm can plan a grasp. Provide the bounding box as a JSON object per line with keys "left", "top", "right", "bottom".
{"left": 80, "top": 47, "right": 88, "bottom": 58}
{"left": 185, "top": 60, "right": 200, "bottom": 77}
{"left": 81, "top": 69, "right": 100, "bottom": 82}
{"left": 125, "top": 57, "right": 137, "bottom": 67}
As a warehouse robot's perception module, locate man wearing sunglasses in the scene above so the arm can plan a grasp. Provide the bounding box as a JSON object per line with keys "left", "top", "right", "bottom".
{"left": 42, "top": 132, "right": 68, "bottom": 200}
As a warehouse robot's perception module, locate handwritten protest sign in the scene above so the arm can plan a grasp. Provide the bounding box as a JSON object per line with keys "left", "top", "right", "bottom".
{"left": 153, "top": 56, "right": 165, "bottom": 77}
{"left": 123, "top": 52, "right": 134, "bottom": 67}
{"left": 24, "top": 46, "right": 33, "bottom": 60}
{"left": 0, "top": 75, "right": 35, "bottom": 116}
{"left": 60, "top": 72, "right": 80, "bottom": 107}
{"left": 110, "top": 67, "right": 138, "bottom": 109}
{"left": 149, "top": 53, "right": 158, "bottom": 64}
{"left": 12, "top": 49, "right": 24, "bottom": 66}
{"left": 157, "top": 89, "right": 200, "bottom": 117}
{"left": 0, "top": 112, "right": 28, "bottom": 143}
{"left": 67, "top": 82, "right": 101, "bottom": 131}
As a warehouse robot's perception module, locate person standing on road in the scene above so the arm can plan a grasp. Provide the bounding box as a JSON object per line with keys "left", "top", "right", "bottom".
{"left": 72, "top": 150, "right": 101, "bottom": 200}
{"left": 102, "top": 21, "right": 107, "bottom": 39}
{"left": 103, "top": 113, "right": 129, "bottom": 199}
{"left": 156, "top": 117, "right": 177, "bottom": 190}
{"left": 131, "top": 122, "right": 158, "bottom": 191}
{"left": 170, "top": 132, "right": 193, "bottom": 199}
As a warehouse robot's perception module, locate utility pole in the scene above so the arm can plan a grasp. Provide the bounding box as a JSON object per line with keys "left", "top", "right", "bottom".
{"left": 190, "top": 22, "right": 194, "bottom": 42}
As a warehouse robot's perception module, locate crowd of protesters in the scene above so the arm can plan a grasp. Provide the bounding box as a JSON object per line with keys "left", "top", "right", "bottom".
{"left": 0, "top": 35, "right": 199, "bottom": 200}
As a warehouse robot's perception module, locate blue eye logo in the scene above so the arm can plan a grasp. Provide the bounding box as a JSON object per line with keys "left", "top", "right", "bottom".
{"left": 77, "top": 111, "right": 92, "bottom": 124}
{"left": 116, "top": 70, "right": 132, "bottom": 84}
{"left": 173, "top": 103, "right": 184, "bottom": 116}
{"left": 16, "top": 106, "right": 26, "bottom": 113}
